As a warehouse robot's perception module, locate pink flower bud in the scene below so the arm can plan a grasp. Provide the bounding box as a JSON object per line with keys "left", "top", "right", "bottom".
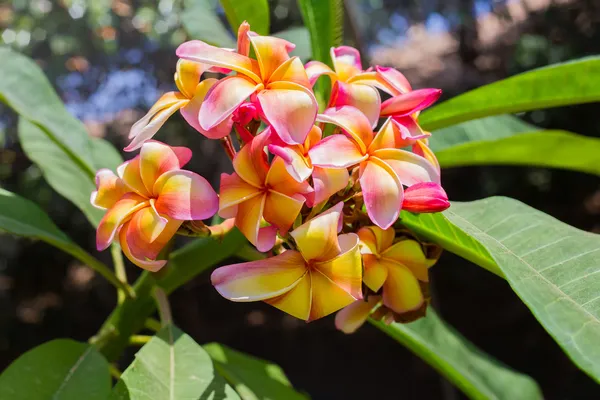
{"left": 402, "top": 182, "right": 450, "bottom": 213}
{"left": 232, "top": 102, "right": 258, "bottom": 126}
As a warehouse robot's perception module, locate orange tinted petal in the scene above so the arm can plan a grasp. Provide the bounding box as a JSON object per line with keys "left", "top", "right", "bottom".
{"left": 265, "top": 271, "right": 312, "bottom": 320}
{"left": 291, "top": 202, "right": 343, "bottom": 262}
{"left": 91, "top": 169, "right": 129, "bottom": 210}
{"left": 383, "top": 262, "right": 424, "bottom": 314}
{"left": 96, "top": 193, "right": 147, "bottom": 251}
{"left": 335, "top": 296, "right": 380, "bottom": 334}
{"left": 314, "top": 233, "right": 363, "bottom": 299}
{"left": 316, "top": 106, "right": 373, "bottom": 151}
{"left": 382, "top": 239, "right": 430, "bottom": 282}
{"left": 263, "top": 190, "right": 305, "bottom": 236}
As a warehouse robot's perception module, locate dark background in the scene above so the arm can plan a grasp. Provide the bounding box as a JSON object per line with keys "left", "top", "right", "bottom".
{"left": 1, "top": 0, "right": 599, "bottom": 398}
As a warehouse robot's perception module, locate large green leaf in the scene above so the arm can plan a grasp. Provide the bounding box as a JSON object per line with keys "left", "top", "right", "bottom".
{"left": 2, "top": 47, "right": 122, "bottom": 226}
{"left": 111, "top": 325, "right": 239, "bottom": 400}
{"left": 370, "top": 310, "right": 542, "bottom": 400}
{"left": 430, "top": 115, "right": 600, "bottom": 176}
{"left": 204, "top": 343, "right": 307, "bottom": 400}
{"left": 0, "top": 46, "right": 96, "bottom": 175}
{"left": 297, "top": 0, "right": 343, "bottom": 66}
{"left": 0, "top": 339, "right": 111, "bottom": 400}
{"left": 0, "top": 187, "right": 76, "bottom": 252}
{"left": 420, "top": 56, "right": 600, "bottom": 130}
{"left": 182, "top": 0, "right": 236, "bottom": 48}
{"left": 402, "top": 198, "right": 600, "bottom": 382}
{"left": 18, "top": 119, "right": 103, "bottom": 225}
{"left": 219, "top": 0, "right": 270, "bottom": 35}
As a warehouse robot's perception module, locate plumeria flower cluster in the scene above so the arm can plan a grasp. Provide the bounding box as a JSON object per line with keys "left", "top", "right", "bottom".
{"left": 92, "top": 22, "right": 450, "bottom": 332}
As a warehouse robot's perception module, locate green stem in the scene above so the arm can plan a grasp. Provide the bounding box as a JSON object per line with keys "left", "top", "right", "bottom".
{"left": 129, "top": 335, "right": 152, "bottom": 346}
{"left": 144, "top": 318, "right": 162, "bottom": 332}
{"left": 154, "top": 288, "right": 172, "bottom": 327}
{"left": 69, "top": 245, "right": 135, "bottom": 299}
{"left": 108, "top": 364, "right": 122, "bottom": 380}
{"left": 110, "top": 244, "right": 128, "bottom": 304}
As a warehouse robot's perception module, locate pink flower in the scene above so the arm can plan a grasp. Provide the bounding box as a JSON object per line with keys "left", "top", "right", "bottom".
{"left": 176, "top": 22, "right": 318, "bottom": 145}
{"left": 310, "top": 106, "right": 440, "bottom": 229}
{"left": 211, "top": 203, "right": 362, "bottom": 321}
{"left": 92, "top": 141, "right": 218, "bottom": 270}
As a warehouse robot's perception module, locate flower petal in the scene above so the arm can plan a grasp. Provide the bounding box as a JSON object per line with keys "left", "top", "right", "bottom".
{"left": 174, "top": 59, "right": 206, "bottom": 98}
{"left": 176, "top": 40, "right": 261, "bottom": 82}
{"left": 263, "top": 190, "right": 305, "bottom": 236}
{"left": 153, "top": 170, "right": 219, "bottom": 221}
{"left": 308, "top": 269, "right": 358, "bottom": 321}
{"left": 383, "top": 262, "right": 424, "bottom": 313}
{"left": 380, "top": 88, "right": 442, "bottom": 117}
{"left": 314, "top": 233, "right": 363, "bottom": 299}
{"left": 359, "top": 157, "right": 403, "bottom": 229}
{"left": 268, "top": 56, "right": 311, "bottom": 88}
{"left": 290, "top": 202, "right": 344, "bottom": 262}
{"left": 211, "top": 250, "right": 307, "bottom": 301}
{"left": 265, "top": 156, "right": 313, "bottom": 198}
{"left": 249, "top": 34, "right": 293, "bottom": 82}
{"left": 372, "top": 148, "right": 440, "bottom": 186}
{"left": 199, "top": 76, "right": 262, "bottom": 131}
{"left": 125, "top": 205, "right": 168, "bottom": 260}
{"left": 125, "top": 92, "right": 188, "bottom": 151}
{"left": 96, "top": 193, "right": 147, "bottom": 251}
{"left": 357, "top": 225, "right": 395, "bottom": 255}
{"left": 233, "top": 127, "right": 271, "bottom": 187}
{"left": 91, "top": 169, "right": 129, "bottom": 210}
{"left": 368, "top": 117, "right": 429, "bottom": 152}
{"left": 267, "top": 143, "right": 312, "bottom": 182}
{"left": 402, "top": 182, "right": 449, "bottom": 213}
{"left": 308, "top": 134, "right": 366, "bottom": 168}
{"left": 237, "top": 21, "right": 251, "bottom": 56}
{"left": 375, "top": 66, "right": 412, "bottom": 95}
{"left": 382, "top": 239, "right": 430, "bottom": 282}
{"left": 218, "top": 172, "right": 261, "bottom": 218}
{"left": 117, "top": 157, "right": 151, "bottom": 198}
{"left": 331, "top": 46, "right": 362, "bottom": 81}
{"left": 305, "top": 60, "right": 336, "bottom": 86}
{"left": 258, "top": 81, "right": 318, "bottom": 145}
{"left": 412, "top": 139, "right": 440, "bottom": 172}
{"left": 316, "top": 106, "right": 373, "bottom": 151}
{"left": 362, "top": 254, "right": 389, "bottom": 292}
{"left": 119, "top": 221, "right": 167, "bottom": 272}
{"left": 139, "top": 141, "right": 186, "bottom": 194}
{"left": 265, "top": 271, "right": 311, "bottom": 320}
{"left": 335, "top": 296, "right": 380, "bottom": 334}
{"left": 180, "top": 78, "right": 234, "bottom": 139}
{"left": 311, "top": 166, "right": 349, "bottom": 205}
{"left": 333, "top": 82, "right": 381, "bottom": 128}
{"left": 235, "top": 193, "right": 277, "bottom": 252}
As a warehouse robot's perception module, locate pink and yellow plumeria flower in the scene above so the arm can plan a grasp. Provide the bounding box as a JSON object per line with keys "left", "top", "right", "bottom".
{"left": 126, "top": 60, "right": 232, "bottom": 151}
{"left": 176, "top": 22, "right": 318, "bottom": 145}
{"left": 219, "top": 128, "right": 313, "bottom": 252}
{"left": 93, "top": 141, "right": 218, "bottom": 270}
{"left": 211, "top": 202, "right": 363, "bottom": 321}
{"left": 268, "top": 125, "right": 349, "bottom": 206}
{"left": 335, "top": 225, "right": 435, "bottom": 333}
{"left": 305, "top": 46, "right": 381, "bottom": 127}
{"left": 310, "top": 106, "right": 439, "bottom": 229}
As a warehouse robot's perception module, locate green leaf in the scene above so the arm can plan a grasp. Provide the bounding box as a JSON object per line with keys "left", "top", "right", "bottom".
{"left": 0, "top": 46, "right": 96, "bottom": 175}
{"left": 274, "top": 27, "right": 312, "bottom": 61}
{"left": 420, "top": 56, "right": 600, "bottom": 130}
{"left": 18, "top": 119, "right": 103, "bottom": 225}
{"left": 1, "top": 47, "right": 122, "bottom": 226}
{"left": 204, "top": 343, "right": 307, "bottom": 400}
{"left": 0, "top": 187, "right": 79, "bottom": 253}
{"left": 399, "top": 211, "right": 500, "bottom": 277}
{"left": 297, "top": 0, "right": 343, "bottom": 66}
{"left": 430, "top": 115, "right": 600, "bottom": 176}
{"left": 0, "top": 339, "right": 111, "bottom": 400}
{"left": 111, "top": 325, "right": 239, "bottom": 400}
{"left": 0, "top": 187, "right": 132, "bottom": 293}
{"left": 182, "top": 0, "right": 236, "bottom": 48}
{"left": 370, "top": 310, "right": 542, "bottom": 400}
{"left": 219, "top": 0, "right": 270, "bottom": 35}
{"left": 402, "top": 197, "right": 600, "bottom": 382}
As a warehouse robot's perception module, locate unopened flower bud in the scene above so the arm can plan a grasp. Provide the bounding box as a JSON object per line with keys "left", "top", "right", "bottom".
{"left": 402, "top": 182, "right": 450, "bottom": 213}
